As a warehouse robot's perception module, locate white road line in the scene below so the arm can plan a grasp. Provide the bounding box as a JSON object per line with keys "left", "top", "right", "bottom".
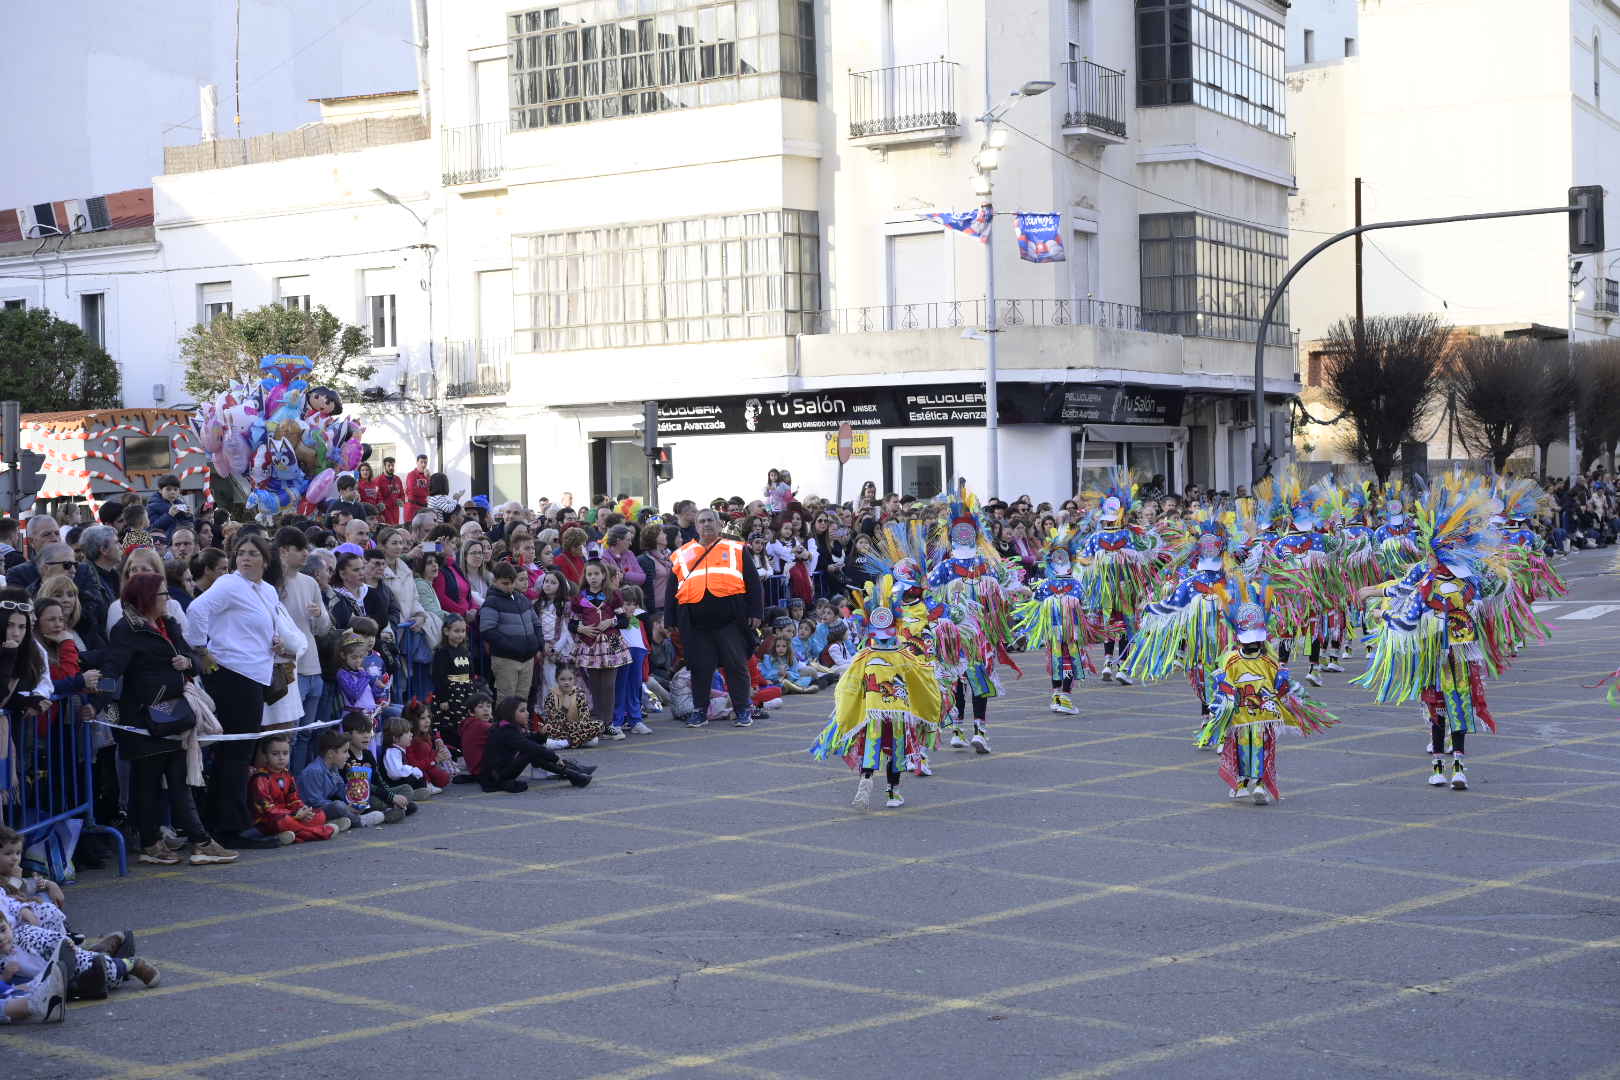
{"left": 1532, "top": 602, "right": 1565, "bottom": 613}
{"left": 1557, "top": 604, "right": 1620, "bottom": 621}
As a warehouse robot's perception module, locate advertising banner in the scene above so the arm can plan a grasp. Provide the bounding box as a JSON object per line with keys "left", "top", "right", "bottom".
{"left": 923, "top": 205, "right": 992, "bottom": 243}
{"left": 1014, "top": 212, "right": 1065, "bottom": 263}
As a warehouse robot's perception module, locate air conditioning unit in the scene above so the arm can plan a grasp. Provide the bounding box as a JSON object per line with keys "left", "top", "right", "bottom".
{"left": 85, "top": 196, "right": 111, "bottom": 231}
{"left": 61, "top": 199, "right": 86, "bottom": 232}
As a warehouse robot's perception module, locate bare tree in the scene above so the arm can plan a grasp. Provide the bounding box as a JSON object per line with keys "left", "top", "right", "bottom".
{"left": 1528, "top": 344, "right": 1578, "bottom": 480}
{"left": 1450, "top": 336, "right": 1540, "bottom": 472}
{"left": 1321, "top": 313, "right": 1452, "bottom": 484}
{"left": 1575, "top": 341, "right": 1620, "bottom": 475}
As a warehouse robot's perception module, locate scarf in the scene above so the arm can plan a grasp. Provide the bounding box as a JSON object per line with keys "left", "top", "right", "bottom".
{"left": 181, "top": 679, "right": 223, "bottom": 786}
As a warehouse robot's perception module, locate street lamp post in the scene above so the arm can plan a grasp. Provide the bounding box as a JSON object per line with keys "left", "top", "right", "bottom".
{"left": 974, "top": 75, "right": 1052, "bottom": 500}
{"left": 1570, "top": 255, "right": 1582, "bottom": 480}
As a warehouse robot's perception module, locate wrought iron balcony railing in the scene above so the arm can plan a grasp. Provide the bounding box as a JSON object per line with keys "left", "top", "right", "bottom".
{"left": 848, "top": 60, "right": 960, "bottom": 139}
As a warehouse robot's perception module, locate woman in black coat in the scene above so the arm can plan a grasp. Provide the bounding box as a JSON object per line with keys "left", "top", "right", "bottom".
{"left": 99, "top": 572, "right": 237, "bottom": 866}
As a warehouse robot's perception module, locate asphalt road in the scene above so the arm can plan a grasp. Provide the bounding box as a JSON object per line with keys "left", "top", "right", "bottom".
{"left": 6, "top": 550, "right": 1620, "bottom": 1080}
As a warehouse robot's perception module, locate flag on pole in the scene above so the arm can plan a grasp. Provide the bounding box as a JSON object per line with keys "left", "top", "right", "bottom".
{"left": 923, "top": 204, "right": 992, "bottom": 243}
{"left": 1014, "top": 212, "right": 1065, "bottom": 263}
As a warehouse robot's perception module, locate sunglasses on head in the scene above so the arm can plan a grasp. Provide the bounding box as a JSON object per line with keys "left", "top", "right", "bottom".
{"left": 0, "top": 600, "right": 35, "bottom": 614}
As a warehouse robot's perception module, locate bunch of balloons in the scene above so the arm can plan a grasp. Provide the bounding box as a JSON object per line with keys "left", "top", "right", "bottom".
{"left": 192, "top": 354, "right": 367, "bottom": 517}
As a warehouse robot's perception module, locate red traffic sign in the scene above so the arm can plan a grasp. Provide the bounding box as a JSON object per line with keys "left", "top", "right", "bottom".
{"left": 835, "top": 422, "right": 854, "bottom": 465}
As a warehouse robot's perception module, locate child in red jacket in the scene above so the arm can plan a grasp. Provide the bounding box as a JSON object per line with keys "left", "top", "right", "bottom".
{"left": 452, "top": 694, "right": 496, "bottom": 782}
{"left": 402, "top": 701, "right": 454, "bottom": 788}
{"left": 251, "top": 734, "right": 339, "bottom": 844}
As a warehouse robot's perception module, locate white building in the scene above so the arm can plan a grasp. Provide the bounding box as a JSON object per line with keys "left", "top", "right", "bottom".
{"left": 88, "top": 0, "right": 1302, "bottom": 508}
{"left": 1288, "top": 0, "right": 1620, "bottom": 363}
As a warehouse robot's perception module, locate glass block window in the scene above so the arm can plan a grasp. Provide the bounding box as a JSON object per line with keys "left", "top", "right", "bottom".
{"left": 1140, "top": 212, "right": 1290, "bottom": 346}
{"left": 515, "top": 209, "right": 821, "bottom": 351}
{"left": 1136, "top": 0, "right": 1286, "bottom": 135}
{"left": 509, "top": 0, "right": 817, "bottom": 131}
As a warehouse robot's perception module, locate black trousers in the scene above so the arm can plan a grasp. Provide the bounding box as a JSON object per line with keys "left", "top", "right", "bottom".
{"left": 201, "top": 667, "right": 266, "bottom": 836}
{"left": 686, "top": 620, "right": 753, "bottom": 713}
{"left": 131, "top": 750, "right": 210, "bottom": 848}
{"left": 481, "top": 737, "right": 561, "bottom": 790}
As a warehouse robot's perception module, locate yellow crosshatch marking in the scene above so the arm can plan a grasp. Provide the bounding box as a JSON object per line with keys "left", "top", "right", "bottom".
{"left": 6, "top": 599, "right": 1620, "bottom": 1080}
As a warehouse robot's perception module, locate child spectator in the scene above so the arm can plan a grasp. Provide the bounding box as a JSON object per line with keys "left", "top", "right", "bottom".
{"left": 380, "top": 714, "right": 440, "bottom": 798}
{"left": 644, "top": 614, "right": 692, "bottom": 722}
{"left": 336, "top": 631, "right": 380, "bottom": 720}
{"left": 824, "top": 622, "right": 857, "bottom": 675}
{"left": 352, "top": 618, "right": 400, "bottom": 722}
{"left": 537, "top": 664, "right": 597, "bottom": 749}
{"left": 250, "top": 734, "right": 340, "bottom": 844}
{"left": 454, "top": 693, "right": 496, "bottom": 780}
{"left": 793, "top": 618, "right": 834, "bottom": 675}
{"left": 479, "top": 696, "right": 595, "bottom": 793}
{"left": 339, "top": 712, "right": 411, "bottom": 823}
{"left": 479, "top": 561, "right": 541, "bottom": 704}
{"left": 299, "top": 730, "right": 385, "bottom": 828}
{"left": 430, "top": 614, "right": 481, "bottom": 753}
{"left": 571, "top": 557, "right": 630, "bottom": 740}
{"left": 0, "top": 912, "right": 67, "bottom": 1024}
{"left": 614, "top": 584, "right": 653, "bottom": 735}
{"left": 761, "top": 635, "right": 820, "bottom": 694}
{"left": 402, "top": 700, "right": 454, "bottom": 788}
{"left": 535, "top": 569, "right": 574, "bottom": 704}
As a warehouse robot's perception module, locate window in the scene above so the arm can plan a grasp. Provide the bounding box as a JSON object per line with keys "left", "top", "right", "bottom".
{"left": 1140, "top": 211, "right": 1290, "bottom": 345}
{"left": 514, "top": 208, "right": 821, "bottom": 351}
{"left": 3, "top": 299, "right": 23, "bottom": 311}
{"left": 507, "top": 0, "right": 817, "bottom": 132}
{"left": 1344, "top": 36, "right": 1356, "bottom": 58}
{"left": 199, "top": 282, "right": 232, "bottom": 324}
{"left": 363, "top": 268, "right": 398, "bottom": 349}
{"left": 1303, "top": 28, "right": 1314, "bottom": 62}
{"left": 1598, "top": 278, "right": 1619, "bottom": 314}
{"left": 277, "top": 275, "right": 312, "bottom": 312}
{"left": 80, "top": 293, "right": 105, "bottom": 349}
{"left": 1136, "top": 0, "right": 1287, "bottom": 135}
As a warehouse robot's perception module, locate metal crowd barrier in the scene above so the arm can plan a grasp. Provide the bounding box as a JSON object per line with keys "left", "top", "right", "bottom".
{"left": 0, "top": 692, "right": 128, "bottom": 879}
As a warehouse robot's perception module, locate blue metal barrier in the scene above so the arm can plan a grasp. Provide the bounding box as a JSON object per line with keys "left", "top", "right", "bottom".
{"left": 1, "top": 692, "right": 128, "bottom": 879}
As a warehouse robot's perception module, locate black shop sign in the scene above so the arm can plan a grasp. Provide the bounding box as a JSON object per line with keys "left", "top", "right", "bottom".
{"left": 656, "top": 382, "right": 1182, "bottom": 436}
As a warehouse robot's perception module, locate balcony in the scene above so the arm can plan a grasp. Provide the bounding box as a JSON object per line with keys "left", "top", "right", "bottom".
{"left": 810, "top": 298, "right": 1145, "bottom": 335}
{"left": 441, "top": 122, "right": 503, "bottom": 186}
{"left": 1062, "top": 60, "right": 1128, "bottom": 147}
{"left": 1597, "top": 278, "right": 1620, "bottom": 316}
{"left": 848, "top": 60, "right": 961, "bottom": 150}
{"left": 441, "top": 338, "right": 511, "bottom": 398}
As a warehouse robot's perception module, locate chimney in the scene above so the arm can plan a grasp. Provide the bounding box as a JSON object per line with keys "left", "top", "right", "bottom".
{"left": 200, "top": 84, "right": 219, "bottom": 142}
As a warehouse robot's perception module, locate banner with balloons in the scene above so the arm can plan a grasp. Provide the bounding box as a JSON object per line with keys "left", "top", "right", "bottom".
{"left": 1014, "top": 212, "right": 1065, "bottom": 263}
{"left": 191, "top": 354, "right": 367, "bottom": 517}
{"left": 923, "top": 205, "right": 992, "bottom": 243}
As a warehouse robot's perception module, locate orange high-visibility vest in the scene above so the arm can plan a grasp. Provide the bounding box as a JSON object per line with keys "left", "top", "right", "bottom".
{"left": 671, "top": 537, "right": 746, "bottom": 603}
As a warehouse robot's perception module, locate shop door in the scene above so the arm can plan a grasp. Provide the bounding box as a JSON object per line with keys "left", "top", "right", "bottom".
{"left": 471, "top": 435, "right": 527, "bottom": 507}
{"left": 591, "top": 437, "right": 649, "bottom": 502}
{"left": 884, "top": 439, "right": 950, "bottom": 500}
{"left": 1125, "top": 443, "right": 1174, "bottom": 494}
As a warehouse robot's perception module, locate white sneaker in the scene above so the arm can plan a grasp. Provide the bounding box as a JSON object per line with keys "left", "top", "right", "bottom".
{"left": 630, "top": 722, "right": 654, "bottom": 735}
{"left": 1113, "top": 671, "right": 1133, "bottom": 686}
{"left": 544, "top": 738, "right": 570, "bottom": 750}
{"left": 970, "top": 733, "right": 991, "bottom": 754}
{"left": 949, "top": 733, "right": 967, "bottom": 749}
{"left": 852, "top": 777, "right": 873, "bottom": 809}
{"left": 1054, "top": 693, "right": 1078, "bottom": 714}
{"left": 1101, "top": 665, "right": 1114, "bottom": 681}
{"left": 885, "top": 790, "right": 905, "bottom": 808}
{"left": 1251, "top": 785, "right": 1270, "bottom": 806}
{"left": 604, "top": 727, "right": 627, "bottom": 741}
{"left": 1228, "top": 785, "right": 1245, "bottom": 799}
{"left": 916, "top": 760, "right": 933, "bottom": 776}
{"left": 1305, "top": 670, "right": 1323, "bottom": 687}
{"left": 424, "top": 783, "right": 443, "bottom": 796}
{"left": 359, "top": 810, "right": 386, "bottom": 827}
{"left": 1323, "top": 660, "right": 1344, "bottom": 673}
{"left": 1050, "top": 692, "right": 1064, "bottom": 713}
{"left": 1428, "top": 763, "right": 1448, "bottom": 787}
{"left": 1450, "top": 763, "right": 1468, "bottom": 791}
{"left": 585, "top": 738, "right": 600, "bottom": 747}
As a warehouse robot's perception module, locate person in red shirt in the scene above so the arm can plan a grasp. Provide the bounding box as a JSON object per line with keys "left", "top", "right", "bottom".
{"left": 356, "top": 462, "right": 381, "bottom": 509}
{"left": 250, "top": 734, "right": 339, "bottom": 843}
{"left": 406, "top": 454, "right": 431, "bottom": 524}
{"left": 377, "top": 456, "right": 406, "bottom": 525}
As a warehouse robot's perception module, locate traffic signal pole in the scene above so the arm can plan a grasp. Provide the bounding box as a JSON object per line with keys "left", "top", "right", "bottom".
{"left": 1251, "top": 198, "right": 1599, "bottom": 485}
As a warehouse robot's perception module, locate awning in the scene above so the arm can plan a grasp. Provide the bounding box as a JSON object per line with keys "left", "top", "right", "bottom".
{"left": 1081, "top": 423, "right": 1188, "bottom": 444}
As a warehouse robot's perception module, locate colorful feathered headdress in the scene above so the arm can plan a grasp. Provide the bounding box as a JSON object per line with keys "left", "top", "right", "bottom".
{"left": 1042, "top": 524, "right": 1082, "bottom": 576}
{"left": 857, "top": 520, "right": 933, "bottom": 595}
{"left": 938, "top": 479, "right": 998, "bottom": 559}
{"left": 1082, "top": 466, "right": 1140, "bottom": 524}
{"left": 858, "top": 574, "right": 907, "bottom": 648}
{"left": 1414, "top": 473, "right": 1500, "bottom": 579}
{"left": 1222, "top": 573, "right": 1273, "bottom": 645}
{"left": 1497, "top": 476, "right": 1550, "bottom": 524}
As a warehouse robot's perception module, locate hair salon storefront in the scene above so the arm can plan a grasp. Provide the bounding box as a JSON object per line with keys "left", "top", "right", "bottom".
{"left": 649, "top": 380, "right": 1195, "bottom": 504}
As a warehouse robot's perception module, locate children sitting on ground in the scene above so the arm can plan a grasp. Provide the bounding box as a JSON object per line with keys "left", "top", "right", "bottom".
{"left": 299, "top": 729, "right": 386, "bottom": 828}
{"left": 250, "top": 734, "right": 341, "bottom": 844}
{"left": 430, "top": 615, "right": 482, "bottom": 755}
{"left": 452, "top": 693, "right": 496, "bottom": 782}
{"left": 340, "top": 712, "right": 412, "bottom": 822}
{"left": 479, "top": 696, "right": 595, "bottom": 793}
{"left": 824, "top": 623, "right": 857, "bottom": 675}
{"left": 401, "top": 700, "right": 455, "bottom": 788}
{"left": 380, "top": 714, "right": 441, "bottom": 799}
{"left": 0, "top": 911, "right": 67, "bottom": 1024}
{"left": 536, "top": 664, "right": 598, "bottom": 749}
{"left": 760, "top": 634, "right": 821, "bottom": 693}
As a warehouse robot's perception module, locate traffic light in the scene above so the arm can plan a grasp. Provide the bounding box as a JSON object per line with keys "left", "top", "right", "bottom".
{"left": 654, "top": 445, "right": 673, "bottom": 481}
{"left": 1570, "top": 185, "right": 1605, "bottom": 255}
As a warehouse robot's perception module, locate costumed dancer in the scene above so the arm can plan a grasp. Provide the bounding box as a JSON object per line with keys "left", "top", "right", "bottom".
{"left": 1076, "top": 470, "right": 1160, "bottom": 686}
{"left": 1252, "top": 471, "right": 1343, "bottom": 687}
{"left": 858, "top": 519, "right": 951, "bottom": 775}
{"left": 1496, "top": 477, "right": 1567, "bottom": 653}
{"left": 1372, "top": 483, "right": 1423, "bottom": 579}
{"left": 1333, "top": 480, "right": 1381, "bottom": 659}
{"left": 1198, "top": 575, "right": 1338, "bottom": 804}
{"left": 1012, "top": 526, "right": 1091, "bottom": 715}
{"left": 1124, "top": 511, "right": 1238, "bottom": 740}
{"left": 809, "top": 575, "right": 943, "bottom": 810}
{"left": 926, "top": 482, "right": 1017, "bottom": 754}
{"left": 1353, "top": 476, "right": 1505, "bottom": 791}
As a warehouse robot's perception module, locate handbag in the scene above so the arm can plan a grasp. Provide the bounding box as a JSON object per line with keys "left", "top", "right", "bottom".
{"left": 146, "top": 691, "right": 197, "bottom": 738}
{"left": 265, "top": 661, "right": 294, "bottom": 705}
